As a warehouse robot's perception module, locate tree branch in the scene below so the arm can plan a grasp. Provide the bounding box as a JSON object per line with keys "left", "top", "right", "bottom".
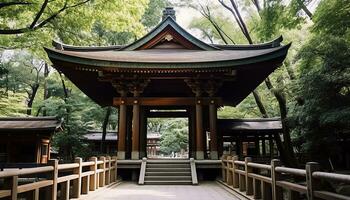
{"left": 0, "top": 0, "right": 91, "bottom": 35}
{"left": 29, "top": 0, "right": 49, "bottom": 29}
{"left": 296, "top": 0, "right": 313, "bottom": 19}
{"left": 0, "top": 2, "right": 32, "bottom": 9}
{"left": 198, "top": 3, "right": 235, "bottom": 44}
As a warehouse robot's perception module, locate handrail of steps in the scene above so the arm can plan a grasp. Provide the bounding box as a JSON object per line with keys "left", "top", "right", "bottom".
{"left": 190, "top": 158, "right": 198, "bottom": 185}
{"left": 138, "top": 157, "right": 147, "bottom": 185}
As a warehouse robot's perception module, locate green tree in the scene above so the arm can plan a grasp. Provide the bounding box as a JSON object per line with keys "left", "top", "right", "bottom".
{"left": 159, "top": 118, "right": 188, "bottom": 155}
{"left": 289, "top": 0, "right": 350, "bottom": 166}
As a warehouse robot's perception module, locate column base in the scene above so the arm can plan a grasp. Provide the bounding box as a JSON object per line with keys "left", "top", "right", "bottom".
{"left": 131, "top": 151, "right": 139, "bottom": 160}
{"left": 210, "top": 151, "right": 218, "bottom": 160}
{"left": 196, "top": 151, "right": 204, "bottom": 160}
{"left": 117, "top": 151, "right": 125, "bottom": 160}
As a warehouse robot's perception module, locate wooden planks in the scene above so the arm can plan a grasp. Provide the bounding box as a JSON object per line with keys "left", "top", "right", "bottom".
{"left": 113, "top": 97, "right": 222, "bottom": 106}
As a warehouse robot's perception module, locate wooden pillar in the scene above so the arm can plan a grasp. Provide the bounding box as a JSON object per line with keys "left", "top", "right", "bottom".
{"left": 189, "top": 106, "right": 196, "bottom": 158}
{"left": 196, "top": 99, "right": 204, "bottom": 159}
{"left": 118, "top": 100, "right": 127, "bottom": 160}
{"left": 255, "top": 135, "right": 260, "bottom": 157}
{"left": 117, "top": 88, "right": 128, "bottom": 160}
{"left": 269, "top": 134, "right": 274, "bottom": 158}
{"left": 139, "top": 107, "right": 147, "bottom": 158}
{"left": 131, "top": 96, "right": 140, "bottom": 160}
{"left": 262, "top": 136, "right": 266, "bottom": 156}
{"left": 209, "top": 101, "right": 218, "bottom": 159}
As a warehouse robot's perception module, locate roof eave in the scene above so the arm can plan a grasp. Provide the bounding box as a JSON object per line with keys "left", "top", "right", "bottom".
{"left": 45, "top": 43, "right": 291, "bottom": 70}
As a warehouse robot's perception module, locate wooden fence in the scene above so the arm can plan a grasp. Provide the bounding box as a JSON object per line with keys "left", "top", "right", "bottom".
{"left": 222, "top": 155, "right": 350, "bottom": 200}
{"left": 0, "top": 156, "right": 117, "bottom": 200}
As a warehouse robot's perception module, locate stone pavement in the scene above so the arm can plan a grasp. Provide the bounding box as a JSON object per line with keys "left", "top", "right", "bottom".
{"left": 81, "top": 181, "right": 241, "bottom": 200}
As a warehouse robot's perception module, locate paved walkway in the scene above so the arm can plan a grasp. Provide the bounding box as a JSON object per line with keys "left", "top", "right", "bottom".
{"left": 81, "top": 182, "right": 240, "bottom": 200}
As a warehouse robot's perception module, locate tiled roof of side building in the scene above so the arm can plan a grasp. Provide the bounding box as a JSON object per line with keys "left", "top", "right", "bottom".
{"left": 0, "top": 117, "right": 62, "bottom": 132}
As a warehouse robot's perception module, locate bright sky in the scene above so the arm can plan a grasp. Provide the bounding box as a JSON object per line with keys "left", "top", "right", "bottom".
{"left": 173, "top": 0, "right": 320, "bottom": 30}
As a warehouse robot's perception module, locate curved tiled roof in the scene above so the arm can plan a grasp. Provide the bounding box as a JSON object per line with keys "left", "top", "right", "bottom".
{"left": 0, "top": 117, "right": 62, "bottom": 132}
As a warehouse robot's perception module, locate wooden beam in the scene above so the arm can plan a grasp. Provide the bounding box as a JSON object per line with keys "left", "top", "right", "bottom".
{"left": 147, "top": 111, "right": 188, "bottom": 118}
{"left": 113, "top": 97, "right": 222, "bottom": 106}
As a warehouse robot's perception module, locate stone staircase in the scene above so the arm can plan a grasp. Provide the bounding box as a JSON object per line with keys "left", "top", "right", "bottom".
{"left": 140, "top": 159, "right": 197, "bottom": 185}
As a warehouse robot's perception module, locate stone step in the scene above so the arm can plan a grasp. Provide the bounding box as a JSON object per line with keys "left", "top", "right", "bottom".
{"left": 146, "top": 168, "right": 191, "bottom": 172}
{"left": 147, "top": 160, "right": 190, "bottom": 164}
{"left": 144, "top": 180, "right": 192, "bottom": 185}
{"left": 145, "top": 176, "right": 192, "bottom": 181}
{"left": 147, "top": 163, "right": 190, "bottom": 168}
{"left": 145, "top": 171, "right": 191, "bottom": 176}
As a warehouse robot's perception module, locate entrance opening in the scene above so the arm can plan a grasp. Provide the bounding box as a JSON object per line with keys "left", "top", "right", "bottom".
{"left": 147, "top": 117, "right": 189, "bottom": 159}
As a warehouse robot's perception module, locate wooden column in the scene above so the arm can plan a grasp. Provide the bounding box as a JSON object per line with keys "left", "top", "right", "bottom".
{"left": 209, "top": 100, "right": 218, "bottom": 160}
{"left": 118, "top": 90, "right": 127, "bottom": 160}
{"left": 131, "top": 96, "right": 140, "bottom": 160}
{"left": 140, "top": 107, "right": 147, "bottom": 158}
{"left": 196, "top": 99, "right": 204, "bottom": 159}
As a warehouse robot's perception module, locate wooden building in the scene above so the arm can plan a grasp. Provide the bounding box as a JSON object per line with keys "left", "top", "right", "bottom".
{"left": 0, "top": 117, "right": 61, "bottom": 164}
{"left": 83, "top": 131, "right": 161, "bottom": 157}
{"left": 218, "top": 118, "right": 282, "bottom": 162}
{"left": 45, "top": 7, "right": 290, "bottom": 161}
{"left": 83, "top": 131, "right": 118, "bottom": 154}
{"left": 146, "top": 132, "right": 161, "bottom": 158}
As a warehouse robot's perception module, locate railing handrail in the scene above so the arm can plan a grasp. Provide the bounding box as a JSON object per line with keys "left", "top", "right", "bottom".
{"left": 0, "top": 156, "right": 118, "bottom": 200}
{"left": 0, "top": 166, "right": 54, "bottom": 178}
{"left": 275, "top": 166, "right": 306, "bottom": 176}
{"left": 313, "top": 171, "right": 350, "bottom": 183}
{"left": 221, "top": 156, "right": 350, "bottom": 200}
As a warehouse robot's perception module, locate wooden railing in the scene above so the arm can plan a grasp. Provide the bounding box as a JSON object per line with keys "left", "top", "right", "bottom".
{"left": 0, "top": 156, "right": 117, "bottom": 200}
{"left": 221, "top": 155, "right": 350, "bottom": 200}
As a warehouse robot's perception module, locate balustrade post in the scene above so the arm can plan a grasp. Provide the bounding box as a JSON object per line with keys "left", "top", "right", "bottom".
{"left": 112, "top": 156, "right": 118, "bottom": 182}
{"left": 99, "top": 156, "right": 106, "bottom": 187}
{"left": 227, "top": 156, "right": 233, "bottom": 185}
{"left": 253, "top": 178, "right": 261, "bottom": 199}
{"left": 48, "top": 159, "right": 58, "bottom": 200}
{"left": 245, "top": 157, "right": 253, "bottom": 195}
{"left": 89, "top": 157, "right": 97, "bottom": 191}
{"left": 306, "top": 162, "right": 320, "bottom": 200}
{"left": 271, "top": 159, "right": 282, "bottom": 200}
{"left": 60, "top": 180, "right": 70, "bottom": 200}
{"left": 232, "top": 156, "right": 239, "bottom": 188}
{"left": 239, "top": 160, "right": 246, "bottom": 192}
{"left": 72, "top": 157, "right": 82, "bottom": 198}
{"left": 106, "top": 156, "right": 111, "bottom": 185}
{"left": 7, "top": 175, "right": 18, "bottom": 200}
{"left": 221, "top": 155, "right": 227, "bottom": 182}
{"left": 261, "top": 181, "right": 272, "bottom": 200}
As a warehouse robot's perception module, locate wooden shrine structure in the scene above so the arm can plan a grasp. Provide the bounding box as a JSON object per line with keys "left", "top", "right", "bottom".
{"left": 0, "top": 117, "right": 61, "bottom": 165}
{"left": 218, "top": 118, "right": 282, "bottom": 162}
{"left": 45, "top": 7, "right": 290, "bottom": 161}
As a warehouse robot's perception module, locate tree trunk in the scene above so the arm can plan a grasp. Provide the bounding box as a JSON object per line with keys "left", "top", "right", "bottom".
{"left": 265, "top": 78, "right": 297, "bottom": 167}
{"left": 43, "top": 63, "right": 49, "bottom": 116}
{"left": 26, "top": 84, "right": 39, "bottom": 115}
{"left": 100, "top": 106, "right": 112, "bottom": 153}
{"left": 219, "top": 1, "right": 297, "bottom": 166}
{"left": 297, "top": 0, "right": 313, "bottom": 19}
{"left": 252, "top": 90, "right": 269, "bottom": 118}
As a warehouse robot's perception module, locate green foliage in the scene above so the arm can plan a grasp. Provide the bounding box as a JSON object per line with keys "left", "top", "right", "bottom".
{"left": 142, "top": 0, "right": 170, "bottom": 29}
{"left": 158, "top": 118, "right": 188, "bottom": 155}
{"left": 289, "top": 0, "right": 350, "bottom": 160}
{"left": 0, "top": 0, "right": 149, "bottom": 56}
{"left": 257, "top": 0, "right": 304, "bottom": 41}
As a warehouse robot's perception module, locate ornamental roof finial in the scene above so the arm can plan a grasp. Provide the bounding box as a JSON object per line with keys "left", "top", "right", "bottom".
{"left": 162, "top": 7, "right": 176, "bottom": 21}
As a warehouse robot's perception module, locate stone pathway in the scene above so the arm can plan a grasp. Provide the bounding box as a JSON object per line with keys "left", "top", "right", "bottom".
{"left": 81, "top": 182, "right": 240, "bottom": 200}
